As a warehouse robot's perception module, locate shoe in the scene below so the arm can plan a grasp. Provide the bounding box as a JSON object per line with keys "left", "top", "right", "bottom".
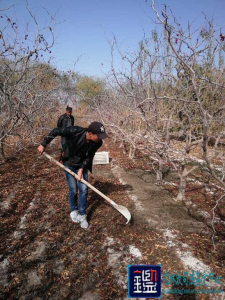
{"left": 77, "top": 214, "right": 88, "bottom": 229}
{"left": 70, "top": 210, "right": 79, "bottom": 223}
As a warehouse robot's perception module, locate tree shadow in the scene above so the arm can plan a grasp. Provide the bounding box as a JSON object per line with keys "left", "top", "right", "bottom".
{"left": 87, "top": 180, "right": 132, "bottom": 221}
{"left": 91, "top": 179, "right": 133, "bottom": 193}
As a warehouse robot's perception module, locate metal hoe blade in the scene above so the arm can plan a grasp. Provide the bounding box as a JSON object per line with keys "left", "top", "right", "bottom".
{"left": 43, "top": 152, "right": 131, "bottom": 224}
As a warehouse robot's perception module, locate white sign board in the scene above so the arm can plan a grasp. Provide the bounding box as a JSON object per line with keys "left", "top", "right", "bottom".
{"left": 93, "top": 151, "right": 109, "bottom": 165}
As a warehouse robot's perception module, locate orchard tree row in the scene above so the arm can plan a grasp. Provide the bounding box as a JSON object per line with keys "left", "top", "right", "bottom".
{"left": 92, "top": 1, "right": 225, "bottom": 248}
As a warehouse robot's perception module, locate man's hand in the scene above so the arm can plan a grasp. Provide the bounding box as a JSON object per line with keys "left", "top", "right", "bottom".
{"left": 37, "top": 145, "right": 45, "bottom": 155}
{"left": 77, "top": 168, "right": 83, "bottom": 181}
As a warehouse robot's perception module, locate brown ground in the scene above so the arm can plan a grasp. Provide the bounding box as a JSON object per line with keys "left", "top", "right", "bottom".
{"left": 0, "top": 131, "right": 224, "bottom": 299}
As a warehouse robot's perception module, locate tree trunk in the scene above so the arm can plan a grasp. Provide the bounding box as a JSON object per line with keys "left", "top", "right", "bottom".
{"left": 129, "top": 144, "right": 136, "bottom": 159}
{"left": 176, "top": 171, "right": 187, "bottom": 201}
{"left": 0, "top": 138, "right": 6, "bottom": 162}
{"left": 119, "top": 140, "right": 126, "bottom": 154}
{"left": 156, "top": 153, "right": 163, "bottom": 182}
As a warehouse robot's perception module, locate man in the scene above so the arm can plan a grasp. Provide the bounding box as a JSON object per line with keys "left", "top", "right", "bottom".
{"left": 37, "top": 122, "right": 108, "bottom": 229}
{"left": 57, "top": 106, "right": 75, "bottom": 147}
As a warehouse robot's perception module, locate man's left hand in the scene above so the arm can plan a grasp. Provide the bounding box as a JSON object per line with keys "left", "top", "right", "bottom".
{"left": 77, "top": 168, "right": 83, "bottom": 181}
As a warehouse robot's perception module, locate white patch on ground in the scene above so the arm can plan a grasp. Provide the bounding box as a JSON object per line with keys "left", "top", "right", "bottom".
{"left": 104, "top": 235, "right": 142, "bottom": 290}
{"left": 163, "top": 181, "right": 177, "bottom": 187}
{"left": 213, "top": 218, "right": 225, "bottom": 225}
{"left": 164, "top": 230, "right": 177, "bottom": 247}
{"left": 53, "top": 260, "right": 65, "bottom": 275}
{"left": 185, "top": 199, "right": 196, "bottom": 207}
{"left": 108, "top": 248, "right": 123, "bottom": 267}
{"left": 147, "top": 218, "right": 159, "bottom": 227}
{"left": 177, "top": 249, "right": 211, "bottom": 272}
{"left": 104, "top": 236, "right": 126, "bottom": 288}
{"left": 180, "top": 197, "right": 212, "bottom": 221}
{"left": 163, "top": 229, "right": 223, "bottom": 291}
{"left": 0, "top": 181, "right": 24, "bottom": 216}
{"left": 106, "top": 237, "right": 114, "bottom": 246}
{"left": 127, "top": 193, "right": 144, "bottom": 211}
{"left": 1, "top": 200, "right": 10, "bottom": 210}
{"left": 210, "top": 182, "right": 224, "bottom": 191}
{"left": 78, "top": 291, "right": 99, "bottom": 300}
{"left": 105, "top": 237, "right": 123, "bottom": 267}
{"left": 118, "top": 177, "right": 127, "bottom": 186}
{"left": 27, "top": 270, "right": 41, "bottom": 288}
{"left": 205, "top": 187, "right": 214, "bottom": 195}
{"left": 0, "top": 191, "right": 16, "bottom": 216}
{"left": 189, "top": 156, "right": 224, "bottom": 174}
{"left": 13, "top": 192, "right": 41, "bottom": 239}
{"left": 197, "top": 210, "right": 211, "bottom": 219}
{"left": 129, "top": 245, "right": 142, "bottom": 258}
{"left": 0, "top": 258, "right": 10, "bottom": 285}
{"left": 187, "top": 177, "right": 224, "bottom": 192}
{"left": 26, "top": 241, "right": 46, "bottom": 262}
{"left": 189, "top": 156, "right": 205, "bottom": 165}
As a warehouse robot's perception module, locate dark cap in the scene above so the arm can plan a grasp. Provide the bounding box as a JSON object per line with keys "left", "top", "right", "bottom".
{"left": 88, "top": 122, "right": 108, "bottom": 139}
{"left": 66, "top": 105, "right": 72, "bottom": 112}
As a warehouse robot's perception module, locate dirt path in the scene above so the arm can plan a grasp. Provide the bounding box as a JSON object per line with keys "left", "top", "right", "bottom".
{"left": 110, "top": 166, "right": 207, "bottom": 233}
{"left": 0, "top": 137, "right": 224, "bottom": 299}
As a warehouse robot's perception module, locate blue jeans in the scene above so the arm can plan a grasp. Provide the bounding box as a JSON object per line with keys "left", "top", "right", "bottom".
{"left": 64, "top": 166, "right": 88, "bottom": 216}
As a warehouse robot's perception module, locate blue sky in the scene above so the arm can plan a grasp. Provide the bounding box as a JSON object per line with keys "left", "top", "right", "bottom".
{"left": 0, "top": 0, "right": 225, "bottom": 77}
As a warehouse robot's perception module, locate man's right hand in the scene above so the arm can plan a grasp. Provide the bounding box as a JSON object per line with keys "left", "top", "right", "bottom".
{"left": 37, "top": 145, "right": 45, "bottom": 155}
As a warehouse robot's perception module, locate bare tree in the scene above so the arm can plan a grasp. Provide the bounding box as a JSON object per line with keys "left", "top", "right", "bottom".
{"left": 150, "top": 0, "right": 225, "bottom": 247}
{"left": 0, "top": 2, "right": 59, "bottom": 160}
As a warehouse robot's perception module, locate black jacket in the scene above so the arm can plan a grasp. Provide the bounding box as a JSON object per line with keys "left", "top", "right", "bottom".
{"left": 41, "top": 126, "right": 102, "bottom": 172}
{"left": 57, "top": 113, "right": 74, "bottom": 128}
